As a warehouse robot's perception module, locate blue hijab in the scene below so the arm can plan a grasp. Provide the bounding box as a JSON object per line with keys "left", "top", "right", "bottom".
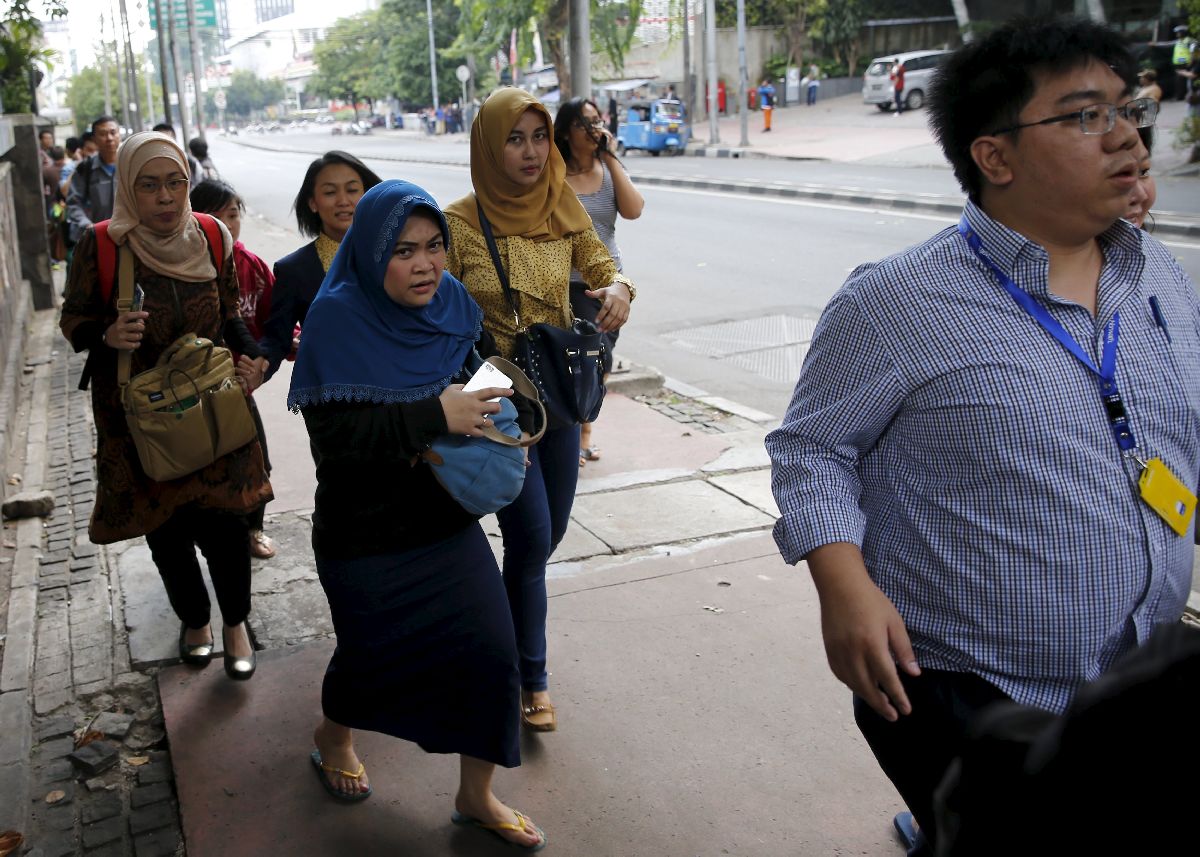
{"left": 287, "top": 180, "right": 482, "bottom": 411}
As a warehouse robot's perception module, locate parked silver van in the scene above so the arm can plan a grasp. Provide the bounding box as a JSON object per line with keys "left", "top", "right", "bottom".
{"left": 862, "top": 49, "right": 951, "bottom": 111}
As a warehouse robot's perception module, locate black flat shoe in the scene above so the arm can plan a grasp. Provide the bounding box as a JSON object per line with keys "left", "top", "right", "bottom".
{"left": 178, "top": 623, "right": 214, "bottom": 667}
{"left": 222, "top": 622, "right": 257, "bottom": 681}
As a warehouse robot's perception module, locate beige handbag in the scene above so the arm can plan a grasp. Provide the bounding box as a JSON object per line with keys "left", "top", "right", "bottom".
{"left": 114, "top": 244, "right": 257, "bottom": 482}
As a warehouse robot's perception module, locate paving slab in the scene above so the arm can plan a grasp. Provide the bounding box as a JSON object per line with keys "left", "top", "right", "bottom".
{"left": 159, "top": 533, "right": 901, "bottom": 857}
{"left": 571, "top": 480, "right": 775, "bottom": 552}
{"left": 709, "top": 470, "right": 779, "bottom": 519}
{"left": 120, "top": 544, "right": 225, "bottom": 669}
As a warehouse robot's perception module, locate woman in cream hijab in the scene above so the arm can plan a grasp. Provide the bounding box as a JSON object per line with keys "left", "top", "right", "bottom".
{"left": 445, "top": 88, "right": 637, "bottom": 734}
{"left": 60, "top": 131, "right": 271, "bottom": 681}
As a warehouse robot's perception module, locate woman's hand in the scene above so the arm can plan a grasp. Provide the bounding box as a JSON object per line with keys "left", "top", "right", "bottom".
{"left": 439, "top": 384, "right": 512, "bottom": 436}
{"left": 104, "top": 311, "right": 149, "bottom": 350}
{"left": 584, "top": 282, "right": 631, "bottom": 333}
{"left": 236, "top": 355, "right": 269, "bottom": 394}
{"left": 595, "top": 128, "right": 618, "bottom": 158}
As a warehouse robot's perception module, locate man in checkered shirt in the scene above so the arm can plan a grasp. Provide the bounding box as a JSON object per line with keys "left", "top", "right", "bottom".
{"left": 767, "top": 16, "right": 1199, "bottom": 855}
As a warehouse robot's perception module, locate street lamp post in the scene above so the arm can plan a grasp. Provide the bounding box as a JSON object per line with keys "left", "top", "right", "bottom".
{"left": 425, "top": 0, "right": 440, "bottom": 111}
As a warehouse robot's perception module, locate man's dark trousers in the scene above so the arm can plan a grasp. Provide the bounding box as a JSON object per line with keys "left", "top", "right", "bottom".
{"left": 854, "top": 668, "right": 1009, "bottom": 855}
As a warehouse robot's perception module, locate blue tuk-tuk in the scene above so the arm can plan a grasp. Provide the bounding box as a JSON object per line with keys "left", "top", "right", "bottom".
{"left": 617, "top": 99, "right": 689, "bottom": 156}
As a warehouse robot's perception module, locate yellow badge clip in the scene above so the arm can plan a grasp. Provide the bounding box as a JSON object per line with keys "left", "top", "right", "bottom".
{"left": 1138, "top": 458, "right": 1198, "bottom": 537}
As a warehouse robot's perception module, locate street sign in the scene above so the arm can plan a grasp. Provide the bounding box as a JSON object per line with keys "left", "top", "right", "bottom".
{"left": 148, "top": 0, "right": 218, "bottom": 30}
{"left": 213, "top": 90, "right": 227, "bottom": 110}
{"left": 456, "top": 65, "right": 471, "bottom": 83}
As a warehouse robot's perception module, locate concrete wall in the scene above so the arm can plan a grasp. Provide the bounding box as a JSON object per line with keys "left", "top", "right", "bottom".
{"left": 0, "top": 147, "right": 33, "bottom": 504}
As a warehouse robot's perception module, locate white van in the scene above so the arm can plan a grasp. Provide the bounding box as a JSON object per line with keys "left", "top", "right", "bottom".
{"left": 862, "top": 49, "right": 951, "bottom": 111}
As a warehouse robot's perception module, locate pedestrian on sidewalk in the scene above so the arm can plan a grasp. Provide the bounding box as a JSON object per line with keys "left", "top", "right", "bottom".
{"left": 288, "top": 180, "right": 545, "bottom": 850}
{"left": 445, "top": 88, "right": 636, "bottom": 734}
{"left": 191, "top": 178, "right": 278, "bottom": 559}
{"left": 766, "top": 17, "right": 1194, "bottom": 856}
{"left": 258, "top": 151, "right": 382, "bottom": 378}
{"left": 555, "top": 96, "right": 645, "bottom": 466}
{"left": 1134, "top": 68, "right": 1162, "bottom": 103}
{"left": 891, "top": 61, "right": 906, "bottom": 115}
{"left": 59, "top": 131, "right": 272, "bottom": 682}
{"left": 187, "top": 137, "right": 220, "bottom": 181}
{"left": 758, "top": 78, "right": 776, "bottom": 131}
{"left": 806, "top": 63, "right": 820, "bottom": 105}
{"left": 66, "top": 116, "right": 120, "bottom": 261}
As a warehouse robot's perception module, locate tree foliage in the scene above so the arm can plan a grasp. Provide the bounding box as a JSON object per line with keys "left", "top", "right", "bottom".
{"left": 65, "top": 64, "right": 117, "bottom": 132}
{"left": 1, "top": 0, "right": 66, "bottom": 113}
{"left": 811, "top": 0, "right": 867, "bottom": 77}
{"left": 592, "top": 1, "right": 643, "bottom": 74}
{"left": 224, "top": 69, "right": 284, "bottom": 118}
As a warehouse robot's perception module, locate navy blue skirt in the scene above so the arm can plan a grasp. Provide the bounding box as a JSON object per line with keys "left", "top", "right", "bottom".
{"left": 315, "top": 524, "right": 520, "bottom": 768}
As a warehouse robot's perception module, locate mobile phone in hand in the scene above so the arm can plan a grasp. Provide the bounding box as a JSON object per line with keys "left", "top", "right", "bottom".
{"left": 131, "top": 284, "right": 145, "bottom": 313}
{"left": 462, "top": 361, "right": 513, "bottom": 402}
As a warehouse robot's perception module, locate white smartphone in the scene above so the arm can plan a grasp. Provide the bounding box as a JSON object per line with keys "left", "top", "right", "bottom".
{"left": 462, "top": 361, "right": 513, "bottom": 402}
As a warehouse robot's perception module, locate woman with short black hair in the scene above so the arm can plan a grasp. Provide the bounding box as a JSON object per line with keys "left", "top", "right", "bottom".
{"left": 258, "top": 151, "right": 383, "bottom": 378}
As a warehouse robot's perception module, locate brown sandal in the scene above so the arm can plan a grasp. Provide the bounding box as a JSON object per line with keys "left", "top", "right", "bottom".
{"left": 520, "top": 702, "right": 557, "bottom": 732}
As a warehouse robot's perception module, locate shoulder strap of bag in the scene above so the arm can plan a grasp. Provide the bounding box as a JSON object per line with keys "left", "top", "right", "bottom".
{"left": 115, "top": 243, "right": 135, "bottom": 388}
{"left": 477, "top": 355, "right": 547, "bottom": 448}
{"left": 475, "top": 201, "right": 524, "bottom": 330}
{"left": 192, "top": 212, "right": 225, "bottom": 278}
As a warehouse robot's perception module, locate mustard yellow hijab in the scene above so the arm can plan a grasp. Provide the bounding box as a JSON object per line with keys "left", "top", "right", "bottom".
{"left": 446, "top": 88, "right": 591, "bottom": 242}
{"left": 107, "top": 132, "right": 231, "bottom": 282}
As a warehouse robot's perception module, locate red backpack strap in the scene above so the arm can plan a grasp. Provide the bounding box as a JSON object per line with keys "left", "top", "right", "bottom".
{"left": 94, "top": 220, "right": 117, "bottom": 304}
{"left": 192, "top": 212, "right": 225, "bottom": 278}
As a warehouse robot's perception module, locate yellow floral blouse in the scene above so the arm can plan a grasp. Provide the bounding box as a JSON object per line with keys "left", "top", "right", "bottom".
{"left": 446, "top": 214, "right": 635, "bottom": 359}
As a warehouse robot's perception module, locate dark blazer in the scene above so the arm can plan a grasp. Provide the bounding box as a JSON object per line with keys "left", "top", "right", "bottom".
{"left": 261, "top": 240, "right": 323, "bottom": 378}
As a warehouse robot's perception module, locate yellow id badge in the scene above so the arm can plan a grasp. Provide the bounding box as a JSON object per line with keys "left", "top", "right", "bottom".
{"left": 1138, "top": 458, "right": 1198, "bottom": 537}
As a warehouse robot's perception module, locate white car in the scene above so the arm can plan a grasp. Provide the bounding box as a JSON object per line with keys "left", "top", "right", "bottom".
{"left": 862, "top": 49, "right": 950, "bottom": 112}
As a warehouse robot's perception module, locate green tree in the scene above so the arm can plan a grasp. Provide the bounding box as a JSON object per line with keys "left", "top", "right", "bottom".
{"left": 592, "top": 1, "right": 644, "bottom": 75}
{"left": 224, "top": 69, "right": 284, "bottom": 119}
{"left": 812, "top": 0, "right": 867, "bottom": 77}
{"left": 1, "top": 0, "right": 66, "bottom": 113}
{"left": 377, "top": 0, "right": 464, "bottom": 107}
{"left": 309, "top": 10, "right": 386, "bottom": 117}
{"left": 66, "top": 64, "right": 119, "bottom": 132}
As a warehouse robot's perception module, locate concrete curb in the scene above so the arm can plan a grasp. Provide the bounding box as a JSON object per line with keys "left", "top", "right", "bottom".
{"left": 630, "top": 173, "right": 1200, "bottom": 239}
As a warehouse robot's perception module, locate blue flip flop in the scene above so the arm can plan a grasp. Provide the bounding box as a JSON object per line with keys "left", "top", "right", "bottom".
{"left": 893, "top": 812, "right": 927, "bottom": 854}
{"left": 451, "top": 809, "right": 547, "bottom": 851}
{"left": 310, "top": 749, "right": 371, "bottom": 802}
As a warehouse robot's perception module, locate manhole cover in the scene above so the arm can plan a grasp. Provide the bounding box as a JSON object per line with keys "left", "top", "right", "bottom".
{"left": 664, "top": 314, "right": 819, "bottom": 383}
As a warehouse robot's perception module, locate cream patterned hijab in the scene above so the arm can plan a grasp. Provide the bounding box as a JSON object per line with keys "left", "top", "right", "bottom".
{"left": 107, "top": 132, "right": 230, "bottom": 281}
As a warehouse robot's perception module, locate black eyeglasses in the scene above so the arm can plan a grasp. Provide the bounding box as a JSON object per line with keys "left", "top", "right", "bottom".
{"left": 991, "top": 97, "right": 1158, "bottom": 136}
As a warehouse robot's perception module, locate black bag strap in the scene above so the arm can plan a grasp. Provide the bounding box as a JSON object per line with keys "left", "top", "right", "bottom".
{"left": 476, "top": 201, "right": 524, "bottom": 331}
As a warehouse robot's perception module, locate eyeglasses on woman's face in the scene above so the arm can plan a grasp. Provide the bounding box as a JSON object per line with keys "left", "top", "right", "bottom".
{"left": 134, "top": 177, "right": 190, "bottom": 195}
{"left": 575, "top": 118, "right": 605, "bottom": 131}
{"left": 991, "top": 97, "right": 1158, "bottom": 136}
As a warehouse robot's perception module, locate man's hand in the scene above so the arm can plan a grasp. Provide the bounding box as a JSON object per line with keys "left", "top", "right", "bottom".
{"left": 807, "top": 542, "right": 921, "bottom": 722}
{"left": 439, "top": 384, "right": 510, "bottom": 436}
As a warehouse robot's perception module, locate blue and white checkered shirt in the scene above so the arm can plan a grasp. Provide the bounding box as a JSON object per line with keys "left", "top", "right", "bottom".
{"left": 767, "top": 200, "right": 1200, "bottom": 714}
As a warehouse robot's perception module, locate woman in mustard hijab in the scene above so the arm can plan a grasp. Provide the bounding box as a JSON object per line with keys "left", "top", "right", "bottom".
{"left": 60, "top": 131, "right": 270, "bottom": 680}
{"left": 445, "top": 88, "right": 636, "bottom": 733}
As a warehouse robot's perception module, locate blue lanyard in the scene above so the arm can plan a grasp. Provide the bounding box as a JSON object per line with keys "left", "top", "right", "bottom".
{"left": 958, "top": 216, "right": 1137, "bottom": 453}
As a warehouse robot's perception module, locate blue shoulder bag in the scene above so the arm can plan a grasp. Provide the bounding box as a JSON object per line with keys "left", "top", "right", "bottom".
{"left": 422, "top": 353, "right": 546, "bottom": 516}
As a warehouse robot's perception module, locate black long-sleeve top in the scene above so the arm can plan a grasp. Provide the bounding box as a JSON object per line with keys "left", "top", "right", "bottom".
{"left": 302, "top": 331, "right": 534, "bottom": 560}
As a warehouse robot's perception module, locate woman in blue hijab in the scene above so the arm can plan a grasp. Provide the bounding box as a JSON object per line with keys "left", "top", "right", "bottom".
{"left": 289, "top": 180, "right": 545, "bottom": 850}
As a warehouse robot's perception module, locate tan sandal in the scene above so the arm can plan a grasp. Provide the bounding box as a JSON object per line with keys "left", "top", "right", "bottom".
{"left": 520, "top": 702, "right": 557, "bottom": 732}
{"left": 250, "top": 530, "right": 276, "bottom": 559}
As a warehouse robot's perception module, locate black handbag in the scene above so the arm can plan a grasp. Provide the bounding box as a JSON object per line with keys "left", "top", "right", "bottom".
{"left": 477, "top": 203, "right": 606, "bottom": 430}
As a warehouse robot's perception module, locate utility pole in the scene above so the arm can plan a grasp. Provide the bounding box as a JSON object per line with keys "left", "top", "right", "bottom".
{"left": 100, "top": 15, "right": 113, "bottom": 117}
{"left": 681, "top": 0, "right": 691, "bottom": 119}
{"left": 736, "top": 0, "right": 748, "bottom": 147}
{"left": 119, "top": 0, "right": 142, "bottom": 129}
{"left": 425, "top": 0, "right": 440, "bottom": 111}
{"left": 155, "top": 0, "right": 172, "bottom": 126}
{"left": 168, "top": 8, "right": 191, "bottom": 142}
{"left": 145, "top": 59, "right": 155, "bottom": 126}
{"left": 111, "top": 12, "right": 132, "bottom": 131}
{"left": 704, "top": 0, "right": 719, "bottom": 144}
{"left": 186, "top": 0, "right": 205, "bottom": 139}
{"left": 950, "top": 0, "right": 971, "bottom": 42}
{"left": 568, "top": 0, "right": 590, "bottom": 100}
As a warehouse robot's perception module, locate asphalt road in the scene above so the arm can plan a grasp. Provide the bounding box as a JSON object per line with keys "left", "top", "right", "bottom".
{"left": 208, "top": 135, "right": 1200, "bottom": 421}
